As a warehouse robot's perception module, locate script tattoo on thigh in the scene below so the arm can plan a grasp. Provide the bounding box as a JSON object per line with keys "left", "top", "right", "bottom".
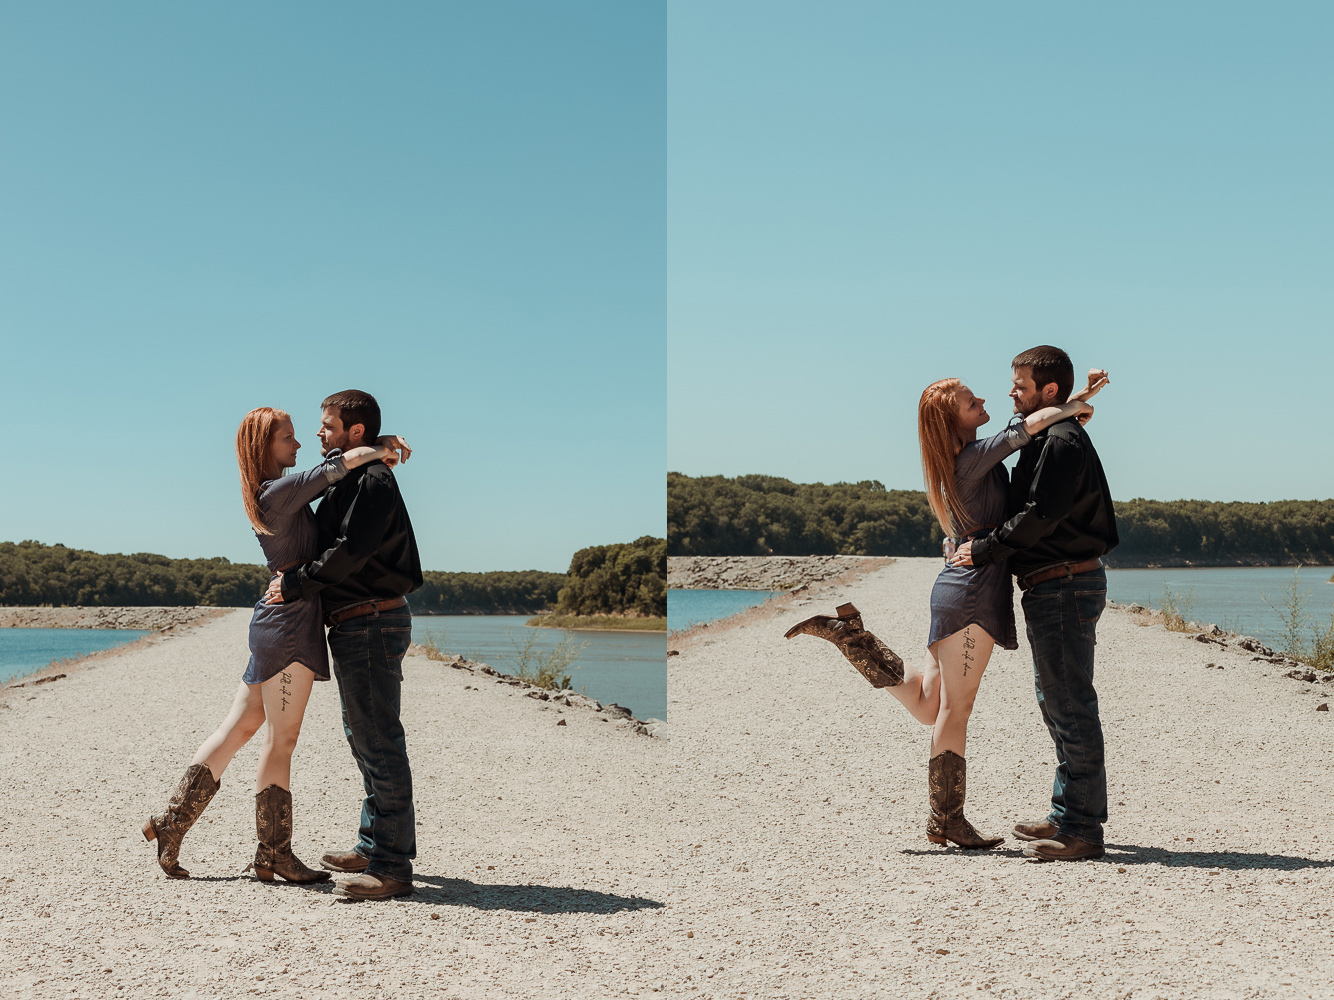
{"left": 962, "top": 628, "right": 976, "bottom": 677}
{"left": 280, "top": 670, "right": 292, "bottom": 712}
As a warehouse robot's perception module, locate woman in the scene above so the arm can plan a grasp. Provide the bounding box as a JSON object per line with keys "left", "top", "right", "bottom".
{"left": 143, "top": 407, "right": 410, "bottom": 881}
{"left": 786, "top": 369, "right": 1108, "bottom": 848}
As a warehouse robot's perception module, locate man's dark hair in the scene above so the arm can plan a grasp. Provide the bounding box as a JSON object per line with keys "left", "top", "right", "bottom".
{"left": 322, "top": 389, "right": 381, "bottom": 442}
{"left": 1012, "top": 346, "right": 1074, "bottom": 403}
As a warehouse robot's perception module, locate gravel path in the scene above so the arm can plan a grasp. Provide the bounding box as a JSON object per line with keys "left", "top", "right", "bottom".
{"left": 0, "top": 609, "right": 669, "bottom": 999}
{"left": 667, "top": 557, "right": 1334, "bottom": 1000}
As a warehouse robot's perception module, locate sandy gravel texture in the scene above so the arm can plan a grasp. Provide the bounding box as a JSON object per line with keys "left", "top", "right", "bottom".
{"left": 0, "top": 609, "right": 670, "bottom": 1000}
{"left": 667, "top": 557, "right": 1334, "bottom": 1000}
{"left": 0, "top": 606, "right": 227, "bottom": 630}
{"left": 668, "top": 556, "right": 894, "bottom": 591}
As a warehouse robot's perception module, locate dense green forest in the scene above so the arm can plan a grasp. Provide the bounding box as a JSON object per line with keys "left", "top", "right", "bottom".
{"left": 668, "top": 473, "right": 1334, "bottom": 566}
{"left": 554, "top": 536, "right": 667, "bottom": 617}
{"left": 0, "top": 541, "right": 565, "bottom": 613}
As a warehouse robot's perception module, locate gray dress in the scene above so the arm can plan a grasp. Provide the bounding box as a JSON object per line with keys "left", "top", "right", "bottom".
{"left": 242, "top": 456, "right": 348, "bottom": 684}
{"left": 926, "top": 417, "right": 1032, "bottom": 651}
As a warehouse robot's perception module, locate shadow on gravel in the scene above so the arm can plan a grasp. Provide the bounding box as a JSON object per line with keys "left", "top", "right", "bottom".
{"left": 1105, "top": 843, "right": 1334, "bottom": 872}
{"left": 407, "top": 875, "right": 664, "bottom": 914}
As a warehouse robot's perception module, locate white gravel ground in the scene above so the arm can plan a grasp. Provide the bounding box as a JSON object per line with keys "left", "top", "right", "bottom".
{"left": 667, "top": 558, "right": 1334, "bottom": 1000}
{"left": 0, "top": 610, "right": 669, "bottom": 1000}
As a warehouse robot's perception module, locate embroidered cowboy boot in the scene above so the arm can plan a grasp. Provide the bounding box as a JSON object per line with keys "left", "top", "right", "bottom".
{"left": 143, "top": 763, "right": 221, "bottom": 878}
{"left": 250, "top": 785, "right": 331, "bottom": 884}
{"left": 926, "top": 750, "right": 1004, "bottom": 850}
{"left": 784, "top": 603, "right": 905, "bottom": 687}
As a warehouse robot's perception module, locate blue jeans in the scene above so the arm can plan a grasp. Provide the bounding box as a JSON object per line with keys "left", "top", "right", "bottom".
{"left": 1020, "top": 568, "right": 1108, "bottom": 845}
{"left": 327, "top": 606, "right": 416, "bottom": 881}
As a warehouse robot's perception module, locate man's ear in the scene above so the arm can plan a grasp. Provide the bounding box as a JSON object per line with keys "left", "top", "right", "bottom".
{"left": 348, "top": 423, "right": 366, "bottom": 445}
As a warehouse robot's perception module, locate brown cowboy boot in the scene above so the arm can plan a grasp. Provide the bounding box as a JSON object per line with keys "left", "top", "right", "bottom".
{"left": 249, "top": 785, "right": 331, "bottom": 884}
{"left": 925, "top": 750, "right": 1004, "bottom": 850}
{"left": 784, "top": 603, "right": 905, "bottom": 688}
{"left": 143, "top": 763, "right": 221, "bottom": 878}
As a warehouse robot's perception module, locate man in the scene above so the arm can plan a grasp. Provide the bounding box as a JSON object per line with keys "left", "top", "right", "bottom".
{"left": 951, "top": 347, "right": 1118, "bottom": 861}
{"left": 266, "top": 389, "right": 423, "bottom": 899}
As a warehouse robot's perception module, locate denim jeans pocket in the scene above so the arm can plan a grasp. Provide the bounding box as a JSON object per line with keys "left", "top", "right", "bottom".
{"left": 380, "top": 626, "right": 412, "bottom": 679}
{"left": 1075, "top": 588, "right": 1107, "bottom": 640}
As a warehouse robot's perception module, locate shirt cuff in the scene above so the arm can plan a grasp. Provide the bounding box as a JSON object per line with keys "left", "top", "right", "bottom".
{"left": 1005, "top": 415, "right": 1032, "bottom": 449}
{"left": 971, "top": 535, "right": 997, "bottom": 567}
{"left": 321, "top": 452, "right": 348, "bottom": 484}
{"left": 279, "top": 570, "right": 302, "bottom": 603}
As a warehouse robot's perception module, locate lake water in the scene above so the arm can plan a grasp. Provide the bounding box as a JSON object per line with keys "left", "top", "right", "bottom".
{"left": 0, "top": 628, "right": 152, "bottom": 685}
{"left": 667, "top": 590, "right": 780, "bottom": 632}
{"left": 412, "top": 617, "right": 666, "bottom": 721}
{"left": 1105, "top": 565, "right": 1334, "bottom": 651}
{"left": 666, "top": 566, "right": 1334, "bottom": 657}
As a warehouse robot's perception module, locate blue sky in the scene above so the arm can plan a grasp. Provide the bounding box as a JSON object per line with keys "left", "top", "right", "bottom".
{"left": 0, "top": 3, "right": 664, "bottom": 572}
{"left": 668, "top": 2, "right": 1333, "bottom": 502}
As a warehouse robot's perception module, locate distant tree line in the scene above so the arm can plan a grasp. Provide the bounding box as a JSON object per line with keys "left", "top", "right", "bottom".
{"left": 0, "top": 539, "right": 671, "bottom": 613}
{"left": 668, "top": 474, "right": 1334, "bottom": 566}
{"left": 415, "top": 571, "right": 565, "bottom": 614}
{"left": 555, "top": 536, "right": 667, "bottom": 617}
{"left": 0, "top": 541, "right": 270, "bottom": 607}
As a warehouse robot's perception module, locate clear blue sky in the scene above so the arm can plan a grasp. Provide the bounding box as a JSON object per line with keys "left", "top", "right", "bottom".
{"left": 1, "top": 3, "right": 664, "bottom": 572}
{"left": 668, "top": 2, "right": 1333, "bottom": 502}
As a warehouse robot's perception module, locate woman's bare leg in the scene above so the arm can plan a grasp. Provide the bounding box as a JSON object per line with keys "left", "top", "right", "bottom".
{"left": 929, "top": 624, "right": 996, "bottom": 758}
{"left": 190, "top": 682, "right": 266, "bottom": 782}
{"left": 255, "top": 663, "right": 317, "bottom": 792}
{"left": 883, "top": 653, "right": 942, "bottom": 725}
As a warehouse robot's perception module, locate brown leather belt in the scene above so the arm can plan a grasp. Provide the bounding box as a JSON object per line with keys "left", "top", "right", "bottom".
{"left": 326, "top": 597, "right": 407, "bottom": 627}
{"left": 1017, "top": 558, "right": 1103, "bottom": 592}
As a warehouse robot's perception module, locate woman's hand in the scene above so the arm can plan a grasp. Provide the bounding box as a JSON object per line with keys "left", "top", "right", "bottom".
{"left": 1075, "top": 401, "right": 1094, "bottom": 426}
{"left": 264, "top": 576, "right": 286, "bottom": 604}
{"left": 376, "top": 435, "right": 412, "bottom": 467}
{"left": 1083, "top": 369, "right": 1109, "bottom": 398}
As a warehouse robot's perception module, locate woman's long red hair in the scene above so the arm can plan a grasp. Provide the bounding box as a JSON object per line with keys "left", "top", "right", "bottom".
{"left": 236, "top": 407, "right": 289, "bottom": 535}
{"left": 917, "top": 379, "right": 971, "bottom": 538}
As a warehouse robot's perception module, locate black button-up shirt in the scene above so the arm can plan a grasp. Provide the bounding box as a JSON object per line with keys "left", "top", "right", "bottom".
{"left": 279, "top": 458, "right": 423, "bottom": 614}
{"left": 971, "top": 417, "right": 1118, "bottom": 578}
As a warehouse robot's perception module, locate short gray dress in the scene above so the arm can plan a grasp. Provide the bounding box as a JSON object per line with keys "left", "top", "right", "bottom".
{"left": 926, "top": 417, "right": 1032, "bottom": 651}
{"left": 242, "top": 456, "right": 349, "bottom": 684}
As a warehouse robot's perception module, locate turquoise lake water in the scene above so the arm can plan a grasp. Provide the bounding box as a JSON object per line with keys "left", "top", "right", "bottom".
{"left": 412, "top": 617, "right": 666, "bottom": 720}
{"left": 667, "top": 566, "right": 1334, "bottom": 656}
{"left": 0, "top": 628, "right": 152, "bottom": 685}
{"left": 667, "top": 590, "right": 780, "bottom": 632}
{"left": 1105, "top": 565, "right": 1334, "bottom": 651}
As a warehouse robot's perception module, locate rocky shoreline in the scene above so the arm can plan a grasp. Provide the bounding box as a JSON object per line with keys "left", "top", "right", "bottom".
{"left": 667, "top": 554, "right": 894, "bottom": 591}
{"left": 409, "top": 644, "right": 665, "bottom": 738}
{"left": 0, "top": 606, "right": 228, "bottom": 631}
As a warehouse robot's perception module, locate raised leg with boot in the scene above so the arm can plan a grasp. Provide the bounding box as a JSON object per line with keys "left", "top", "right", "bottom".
{"left": 143, "top": 763, "right": 221, "bottom": 879}
{"left": 249, "top": 784, "right": 331, "bottom": 884}
{"left": 784, "top": 603, "right": 905, "bottom": 688}
{"left": 925, "top": 749, "right": 1003, "bottom": 850}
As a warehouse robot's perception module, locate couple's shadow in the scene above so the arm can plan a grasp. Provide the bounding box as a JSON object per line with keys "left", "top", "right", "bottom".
{"left": 272, "top": 874, "right": 662, "bottom": 913}
{"left": 903, "top": 842, "right": 1334, "bottom": 872}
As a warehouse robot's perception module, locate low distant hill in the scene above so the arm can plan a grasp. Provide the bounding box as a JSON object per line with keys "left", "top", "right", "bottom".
{"left": 667, "top": 473, "right": 1334, "bottom": 567}
{"left": 0, "top": 540, "right": 564, "bottom": 613}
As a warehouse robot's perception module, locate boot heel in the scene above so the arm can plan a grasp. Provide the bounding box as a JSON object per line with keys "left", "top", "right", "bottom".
{"left": 926, "top": 834, "right": 947, "bottom": 845}
{"left": 254, "top": 867, "right": 275, "bottom": 882}
{"left": 143, "top": 819, "right": 157, "bottom": 842}
{"left": 835, "top": 603, "right": 860, "bottom": 619}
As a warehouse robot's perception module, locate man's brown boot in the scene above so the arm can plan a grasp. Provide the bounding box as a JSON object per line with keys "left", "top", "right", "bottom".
{"left": 250, "top": 785, "right": 331, "bottom": 884}
{"left": 321, "top": 849, "right": 371, "bottom": 873}
{"left": 784, "top": 603, "right": 905, "bottom": 688}
{"left": 925, "top": 750, "right": 1004, "bottom": 850}
{"left": 143, "top": 763, "right": 221, "bottom": 879}
{"left": 1023, "top": 834, "right": 1105, "bottom": 862}
{"left": 334, "top": 872, "right": 414, "bottom": 901}
{"left": 1013, "top": 819, "right": 1059, "bottom": 842}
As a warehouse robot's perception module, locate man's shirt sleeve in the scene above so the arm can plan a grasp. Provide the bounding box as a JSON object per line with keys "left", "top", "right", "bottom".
{"left": 280, "top": 471, "right": 395, "bottom": 602}
{"left": 971, "top": 433, "right": 1082, "bottom": 567}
